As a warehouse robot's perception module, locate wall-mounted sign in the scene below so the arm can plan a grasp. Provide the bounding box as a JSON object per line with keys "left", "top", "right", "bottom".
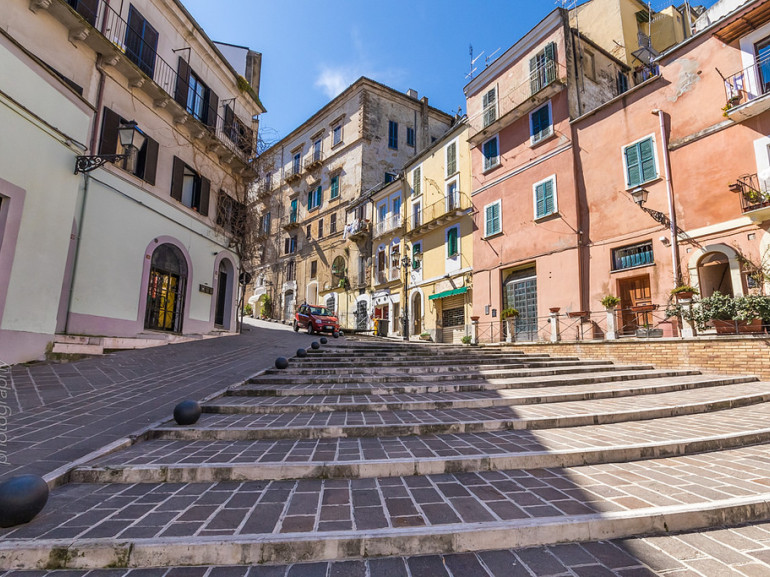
{"left": 199, "top": 284, "right": 213, "bottom": 295}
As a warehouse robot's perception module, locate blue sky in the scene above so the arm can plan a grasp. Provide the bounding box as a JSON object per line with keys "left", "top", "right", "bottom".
{"left": 183, "top": 0, "right": 720, "bottom": 143}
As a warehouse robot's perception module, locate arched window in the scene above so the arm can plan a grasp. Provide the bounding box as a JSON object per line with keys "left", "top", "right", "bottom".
{"left": 331, "top": 256, "right": 347, "bottom": 288}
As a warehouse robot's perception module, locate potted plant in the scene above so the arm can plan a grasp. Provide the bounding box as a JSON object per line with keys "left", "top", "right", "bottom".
{"left": 635, "top": 323, "right": 663, "bottom": 338}
{"left": 691, "top": 291, "right": 766, "bottom": 334}
{"left": 500, "top": 307, "right": 519, "bottom": 343}
{"left": 419, "top": 331, "right": 432, "bottom": 341}
{"left": 601, "top": 295, "right": 621, "bottom": 309}
{"left": 461, "top": 335, "right": 472, "bottom": 345}
{"left": 671, "top": 285, "right": 699, "bottom": 301}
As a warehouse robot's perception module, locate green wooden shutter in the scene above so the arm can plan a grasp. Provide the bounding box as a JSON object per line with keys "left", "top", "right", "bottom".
{"left": 447, "top": 142, "right": 457, "bottom": 175}
{"left": 316, "top": 185, "right": 322, "bottom": 207}
{"left": 625, "top": 144, "right": 642, "bottom": 187}
{"left": 530, "top": 55, "right": 539, "bottom": 94}
{"left": 448, "top": 228, "right": 458, "bottom": 257}
{"left": 543, "top": 179, "right": 554, "bottom": 215}
{"left": 531, "top": 105, "right": 550, "bottom": 142}
{"left": 544, "top": 42, "right": 557, "bottom": 84}
{"left": 412, "top": 243, "right": 421, "bottom": 269}
{"left": 413, "top": 167, "right": 421, "bottom": 196}
{"left": 639, "top": 138, "right": 657, "bottom": 182}
{"left": 535, "top": 182, "right": 546, "bottom": 218}
{"left": 485, "top": 204, "right": 499, "bottom": 236}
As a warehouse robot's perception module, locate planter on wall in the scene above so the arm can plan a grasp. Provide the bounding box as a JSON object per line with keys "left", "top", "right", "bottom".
{"left": 713, "top": 319, "right": 765, "bottom": 334}
{"left": 635, "top": 328, "right": 664, "bottom": 338}
{"left": 674, "top": 291, "right": 695, "bottom": 301}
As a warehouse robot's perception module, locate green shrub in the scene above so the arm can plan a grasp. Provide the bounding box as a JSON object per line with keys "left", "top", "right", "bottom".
{"left": 600, "top": 295, "right": 621, "bottom": 308}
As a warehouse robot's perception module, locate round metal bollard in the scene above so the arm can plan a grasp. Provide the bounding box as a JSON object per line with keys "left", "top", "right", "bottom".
{"left": 311, "top": 341, "right": 320, "bottom": 350}
{"left": 332, "top": 332, "right": 340, "bottom": 338}
{"left": 0, "top": 474, "right": 49, "bottom": 528}
{"left": 275, "top": 357, "right": 289, "bottom": 369}
{"left": 296, "top": 348, "right": 308, "bottom": 358}
{"left": 320, "top": 337, "right": 328, "bottom": 344}
{"left": 173, "top": 400, "right": 201, "bottom": 426}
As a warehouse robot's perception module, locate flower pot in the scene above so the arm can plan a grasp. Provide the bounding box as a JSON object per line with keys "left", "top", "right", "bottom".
{"left": 630, "top": 304, "right": 657, "bottom": 313}
{"left": 635, "top": 328, "right": 663, "bottom": 338}
{"left": 713, "top": 319, "right": 764, "bottom": 334}
{"left": 674, "top": 291, "right": 695, "bottom": 301}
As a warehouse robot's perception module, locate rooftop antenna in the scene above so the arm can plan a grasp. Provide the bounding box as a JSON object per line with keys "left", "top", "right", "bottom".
{"left": 485, "top": 48, "right": 501, "bottom": 67}
{"left": 466, "top": 44, "right": 485, "bottom": 80}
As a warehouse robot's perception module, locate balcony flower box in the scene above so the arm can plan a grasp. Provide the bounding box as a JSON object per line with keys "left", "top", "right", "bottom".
{"left": 635, "top": 327, "right": 663, "bottom": 338}
{"left": 713, "top": 319, "right": 764, "bottom": 334}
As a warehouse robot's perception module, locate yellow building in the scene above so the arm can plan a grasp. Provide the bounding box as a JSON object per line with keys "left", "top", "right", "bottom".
{"left": 403, "top": 120, "right": 473, "bottom": 343}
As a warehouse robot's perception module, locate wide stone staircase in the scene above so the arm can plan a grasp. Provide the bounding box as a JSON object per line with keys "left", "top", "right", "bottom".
{"left": 3, "top": 338, "right": 770, "bottom": 575}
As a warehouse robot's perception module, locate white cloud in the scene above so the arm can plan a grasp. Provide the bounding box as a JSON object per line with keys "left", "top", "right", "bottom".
{"left": 315, "top": 66, "right": 358, "bottom": 99}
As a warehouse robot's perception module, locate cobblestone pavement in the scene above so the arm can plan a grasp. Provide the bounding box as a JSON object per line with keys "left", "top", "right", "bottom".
{"left": 0, "top": 319, "right": 310, "bottom": 482}
{"left": 2, "top": 522, "right": 770, "bottom": 575}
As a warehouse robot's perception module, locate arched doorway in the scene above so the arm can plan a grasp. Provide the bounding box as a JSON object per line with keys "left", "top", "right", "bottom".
{"left": 698, "top": 252, "right": 735, "bottom": 297}
{"left": 145, "top": 244, "right": 187, "bottom": 332}
{"left": 412, "top": 293, "right": 422, "bottom": 335}
{"left": 214, "top": 259, "right": 235, "bottom": 329}
{"left": 284, "top": 290, "right": 295, "bottom": 322}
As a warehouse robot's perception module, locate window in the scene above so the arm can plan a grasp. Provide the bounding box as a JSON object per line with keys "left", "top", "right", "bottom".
{"left": 318, "top": 218, "right": 324, "bottom": 238}
{"left": 483, "top": 136, "right": 499, "bottom": 171}
{"left": 330, "top": 213, "right": 337, "bottom": 234}
{"left": 385, "top": 172, "right": 397, "bottom": 184}
{"left": 310, "top": 260, "right": 318, "bottom": 279}
{"left": 289, "top": 198, "right": 298, "bottom": 223}
{"left": 612, "top": 241, "right": 654, "bottom": 271}
{"left": 407, "top": 126, "right": 415, "bottom": 147}
{"left": 624, "top": 136, "right": 657, "bottom": 188}
{"left": 312, "top": 139, "right": 322, "bottom": 162}
{"left": 67, "top": 0, "right": 98, "bottom": 26}
{"left": 175, "top": 58, "right": 217, "bottom": 128}
{"left": 583, "top": 50, "right": 595, "bottom": 81}
{"left": 286, "top": 260, "right": 296, "bottom": 280}
{"left": 392, "top": 196, "right": 401, "bottom": 218}
{"left": 388, "top": 120, "right": 398, "bottom": 149}
{"left": 332, "top": 121, "right": 342, "bottom": 146}
{"left": 307, "top": 185, "right": 322, "bottom": 210}
{"left": 224, "top": 105, "right": 254, "bottom": 156}
{"left": 292, "top": 152, "right": 301, "bottom": 175}
{"left": 412, "top": 200, "right": 422, "bottom": 227}
{"left": 412, "top": 242, "right": 422, "bottom": 269}
{"left": 284, "top": 236, "right": 297, "bottom": 255}
{"left": 99, "top": 107, "right": 158, "bottom": 184}
{"left": 306, "top": 224, "right": 312, "bottom": 239}
{"left": 330, "top": 174, "right": 340, "bottom": 199}
{"left": 412, "top": 166, "right": 421, "bottom": 196}
{"left": 261, "top": 212, "right": 271, "bottom": 233}
{"left": 447, "top": 227, "right": 459, "bottom": 258}
{"left": 378, "top": 202, "right": 388, "bottom": 223}
{"left": 484, "top": 200, "right": 501, "bottom": 237}
{"left": 265, "top": 172, "right": 272, "bottom": 190}
{"left": 446, "top": 141, "right": 457, "bottom": 176}
{"left": 617, "top": 71, "right": 629, "bottom": 95}
{"left": 447, "top": 181, "right": 459, "bottom": 211}
{"left": 533, "top": 176, "right": 557, "bottom": 219}
{"left": 216, "top": 193, "right": 246, "bottom": 234}
{"left": 530, "top": 42, "right": 557, "bottom": 95}
{"left": 171, "top": 156, "right": 209, "bottom": 215}
{"left": 482, "top": 87, "right": 497, "bottom": 127}
{"left": 125, "top": 6, "right": 158, "bottom": 78}
{"left": 530, "top": 102, "right": 552, "bottom": 144}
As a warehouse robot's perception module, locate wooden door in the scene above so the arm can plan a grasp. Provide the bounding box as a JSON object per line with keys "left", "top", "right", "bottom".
{"left": 618, "top": 275, "right": 651, "bottom": 335}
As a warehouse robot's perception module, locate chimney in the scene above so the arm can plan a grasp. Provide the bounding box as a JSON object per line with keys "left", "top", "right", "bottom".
{"left": 406, "top": 89, "right": 418, "bottom": 99}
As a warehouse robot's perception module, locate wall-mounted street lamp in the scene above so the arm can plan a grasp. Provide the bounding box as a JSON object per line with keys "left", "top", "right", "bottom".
{"left": 630, "top": 186, "right": 649, "bottom": 207}
{"left": 74, "top": 120, "right": 146, "bottom": 174}
{"left": 400, "top": 252, "right": 422, "bottom": 341}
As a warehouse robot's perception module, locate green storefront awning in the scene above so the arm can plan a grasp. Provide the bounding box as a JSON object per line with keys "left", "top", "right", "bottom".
{"left": 429, "top": 286, "right": 469, "bottom": 301}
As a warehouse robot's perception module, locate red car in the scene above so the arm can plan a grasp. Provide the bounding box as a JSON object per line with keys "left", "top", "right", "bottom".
{"left": 294, "top": 304, "right": 340, "bottom": 334}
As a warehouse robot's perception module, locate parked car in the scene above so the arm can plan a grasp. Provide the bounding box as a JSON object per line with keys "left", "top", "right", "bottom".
{"left": 294, "top": 304, "right": 340, "bottom": 334}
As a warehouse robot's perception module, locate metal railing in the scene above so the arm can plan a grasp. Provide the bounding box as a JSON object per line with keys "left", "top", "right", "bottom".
{"left": 304, "top": 151, "right": 324, "bottom": 170}
{"left": 281, "top": 212, "right": 300, "bottom": 229}
{"left": 731, "top": 173, "right": 770, "bottom": 213}
{"left": 724, "top": 52, "right": 770, "bottom": 107}
{"left": 373, "top": 214, "right": 402, "bottom": 238}
{"left": 407, "top": 192, "right": 470, "bottom": 231}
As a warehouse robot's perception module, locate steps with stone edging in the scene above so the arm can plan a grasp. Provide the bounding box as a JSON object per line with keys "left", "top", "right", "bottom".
{"left": 3, "top": 338, "right": 770, "bottom": 574}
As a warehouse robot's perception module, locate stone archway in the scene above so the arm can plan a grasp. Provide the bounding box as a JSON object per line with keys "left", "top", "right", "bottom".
{"left": 688, "top": 244, "right": 744, "bottom": 298}
{"left": 145, "top": 243, "right": 188, "bottom": 332}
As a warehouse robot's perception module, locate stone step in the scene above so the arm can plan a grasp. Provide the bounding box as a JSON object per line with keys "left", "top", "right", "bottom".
{"left": 235, "top": 368, "right": 703, "bottom": 397}
{"left": 207, "top": 374, "right": 757, "bottom": 414}
{"left": 50, "top": 343, "right": 104, "bottom": 355}
{"left": 6, "top": 444, "right": 770, "bottom": 569}
{"left": 74, "top": 401, "right": 770, "bottom": 483}
{"left": 288, "top": 355, "right": 553, "bottom": 367}
{"left": 251, "top": 363, "right": 655, "bottom": 385}
{"left": 151, "top": 383, "right": 770, "bottom": 441}
{"left": 8, "top": 521, "right": 767, "bottom": 576}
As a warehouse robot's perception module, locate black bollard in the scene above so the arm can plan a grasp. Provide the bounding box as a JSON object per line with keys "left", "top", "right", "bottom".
{"left": 0, "top": 475, "right": 49, "bottom": 528}
{"left": 173, "top": 400, "right": 201, "bottom": 426}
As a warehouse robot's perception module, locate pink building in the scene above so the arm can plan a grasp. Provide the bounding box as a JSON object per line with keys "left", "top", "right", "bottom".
{"left": 574, "top": 0, "right": 770, "bottom": 335}
{"left": 465, "top": 9, "right": 630, "bottom": 340}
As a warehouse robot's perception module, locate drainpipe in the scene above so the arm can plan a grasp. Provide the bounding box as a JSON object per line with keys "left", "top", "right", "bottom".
{"left": 652, "top": 109, "right": 681, "bottom": 285}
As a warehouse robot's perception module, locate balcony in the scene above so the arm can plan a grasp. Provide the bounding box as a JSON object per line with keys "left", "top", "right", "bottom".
{"left": 730, "top": 173, "right": 770, "bottom": 222}
{"left": 373, "top": 214, "right": 403, "bottom": 238}
{"left": 256, "top": 182, "right": 272, "bottom": 200}
{"left": 304, "top": 151, "right": 324, "bottom": 171}
{"left": 344, "top": 219, "right": 371, "bottom": 242}
{"left": 469, "top": 57, "right": 565, "bottom": 145}
{"left": 34, "top": 0, "right": 255, "bottom": 168}
{"left": 281, "top": 212, "right": 301, "bottom": 231}
{"left": 285, "top": 166, "right": 302, "bottom": 183}
{"left": 723, "top": 54, "right": 770, "bottom": 122}
{"left": 407, "top": 192, "right": 470, "bottom": 236}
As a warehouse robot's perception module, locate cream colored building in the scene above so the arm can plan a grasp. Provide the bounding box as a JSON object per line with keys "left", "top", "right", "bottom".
{"left": 250, "top": 78, "right": 453, "bottom": 331}
{"left": 1, "top": 0, "right": 263, "bottom": 363}
{"left": 403, "top": 121, "right": 473, "bottom": 343}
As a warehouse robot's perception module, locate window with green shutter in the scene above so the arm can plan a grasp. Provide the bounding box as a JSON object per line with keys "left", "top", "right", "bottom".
{"left": 482, "top": 87, "right": 497, "bottom": 127}
{"left": 624, "top": 137, "right": 657, "bottom": 187}
{"left": 307, "top": 185, "right": 322, "bottom": 210}
{"left": 412, "top": 166, "right": 421, "bottom": 196}
{"left": 530, "top": 42, "right": 557, "bottom": 95}
{"left": 534, "top": 177, "right": 556, "bottom": 219}
{"left": 483, "top": 137, "right": 499, "bottom": 171}
{"left": 447, "top": 227, "right": 459, "bottom": 257}
{"left": 330, "top": 175, "right": 339, "bottom": 199}
{"left": 446, "top": 141, "right": 457, "bottom": 176}
{"left": 412, "top": 243, "right": 422, "bottom": 269}
{"left": 484, "top": 201, "right": 501, "bottom": 237}
{"left": 530, "top": 103, "right": 552, "bottom": 144}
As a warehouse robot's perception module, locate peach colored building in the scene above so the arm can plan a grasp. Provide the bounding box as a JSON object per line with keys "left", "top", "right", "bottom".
{"left": 465, "top": 8, "right": 631, "bottom": 341}
{"left": 573, "top": 0, "right": 770, "bottom": 335}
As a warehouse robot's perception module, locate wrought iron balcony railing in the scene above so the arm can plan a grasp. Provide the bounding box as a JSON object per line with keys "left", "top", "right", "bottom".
{"left": 373, "top": 214, "right": 403, "bottom": 238}
{"left": 730, "top": 173, "right": 770, "bottom": 213}
{"left": 281, "top": 212, "right": 301, "bottom": 230}
{"left": 304, "top": 150, "right": 324, "bottom": 170}
{"left": 407, "top": 191, "right": 471, "bottom": 233}
{"left": 723, "top": 53, "right": 770, "bottom": 113}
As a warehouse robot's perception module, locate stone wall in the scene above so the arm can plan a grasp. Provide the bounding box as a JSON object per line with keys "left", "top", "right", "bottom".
{"left": 503, "top": 337, "right": 770, "bottom": 380}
